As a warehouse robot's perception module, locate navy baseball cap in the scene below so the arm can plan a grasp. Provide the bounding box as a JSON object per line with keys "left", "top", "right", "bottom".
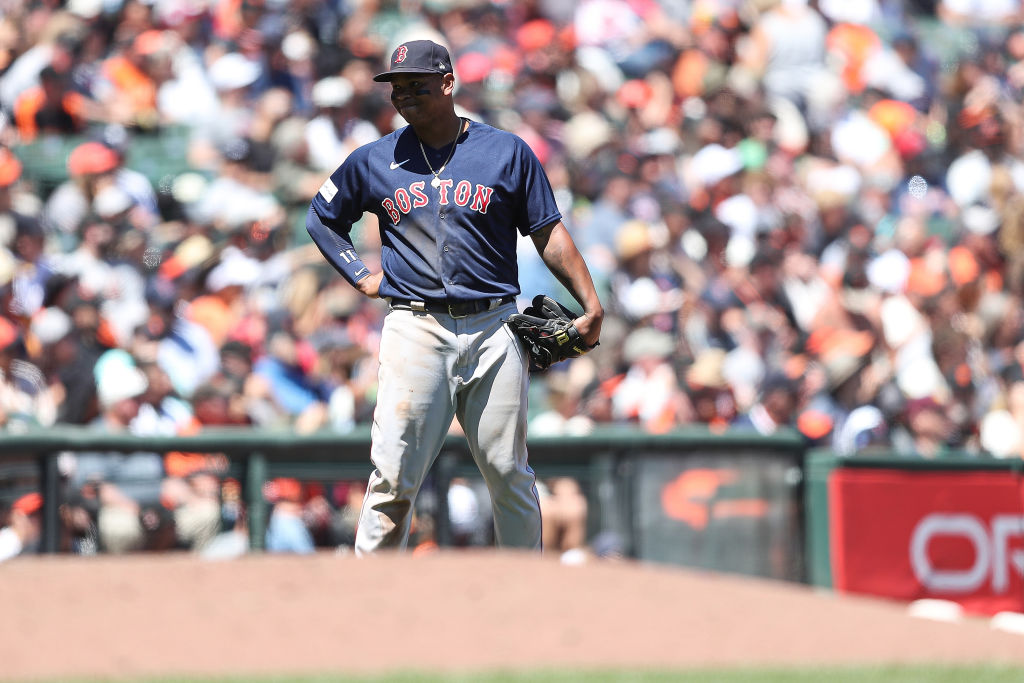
{"left": 373, "top": 40, "right": 453, "bottom": 82}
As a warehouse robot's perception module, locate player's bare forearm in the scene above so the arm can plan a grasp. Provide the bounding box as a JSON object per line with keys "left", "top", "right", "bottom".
{"left": 531, "top": 221, "right": 604, "bottom": 346}
{"left": 355, "top": 271, "right": 383, "bottom": 298}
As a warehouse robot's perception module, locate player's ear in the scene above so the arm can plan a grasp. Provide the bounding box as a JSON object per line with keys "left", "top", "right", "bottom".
{"left": 442, "top": 73, "right": 456, "bottom": 95}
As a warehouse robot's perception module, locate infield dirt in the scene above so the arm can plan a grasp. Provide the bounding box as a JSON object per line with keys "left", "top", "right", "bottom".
{"left": 2, "top": 550, "right": 1023, "bottom": 681}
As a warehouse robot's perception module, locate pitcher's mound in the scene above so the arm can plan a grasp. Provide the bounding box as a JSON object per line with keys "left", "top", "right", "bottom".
{"left": 2, "top": 550, "right": 1022, "bottom": 681}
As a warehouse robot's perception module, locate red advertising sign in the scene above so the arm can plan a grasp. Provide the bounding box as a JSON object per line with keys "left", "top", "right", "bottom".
{"left": 828, "top": 468, "right": 1024, "bottom": 615}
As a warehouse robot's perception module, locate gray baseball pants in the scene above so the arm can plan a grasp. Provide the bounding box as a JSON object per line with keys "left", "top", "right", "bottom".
{"left": 354, "top": 303, "right": 542, "bottom": 554}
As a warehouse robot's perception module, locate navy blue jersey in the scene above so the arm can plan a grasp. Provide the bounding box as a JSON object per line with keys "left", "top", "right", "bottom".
{"left": 307, "top": 120, "right": 561, "bottom": 301}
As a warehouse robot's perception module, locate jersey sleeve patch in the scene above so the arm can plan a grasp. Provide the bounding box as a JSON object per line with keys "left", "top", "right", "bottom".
{"left": 318, "top": 178, "right": 338, "bottom": 203}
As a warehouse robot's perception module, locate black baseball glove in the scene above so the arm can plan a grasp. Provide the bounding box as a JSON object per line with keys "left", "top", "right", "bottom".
{"left": 504, "top": 294, "right": 597, "bottom": 370}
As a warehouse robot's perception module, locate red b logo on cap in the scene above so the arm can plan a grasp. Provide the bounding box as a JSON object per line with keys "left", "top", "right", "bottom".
{"left": 394, "top": 45, "right": 408, "bottom": 64}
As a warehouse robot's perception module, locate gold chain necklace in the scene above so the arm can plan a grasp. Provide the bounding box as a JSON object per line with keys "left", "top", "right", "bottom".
{"left": 417, "top": 117, "right": 465, "bottom": 188}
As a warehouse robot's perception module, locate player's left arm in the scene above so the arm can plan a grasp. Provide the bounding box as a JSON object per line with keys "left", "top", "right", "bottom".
{"left": 306, "top": 148, "right": 383, "bottom": 298}
{"left": 531, "top": 220, "right": 604, "bottom": 347}
{"left": 306, "top": 205, "right": 380, "bottom": 296}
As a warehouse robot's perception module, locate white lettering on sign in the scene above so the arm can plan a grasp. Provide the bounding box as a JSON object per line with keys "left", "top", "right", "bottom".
{"left": 910, "top": 514, "right": 1024, "bottom": 593}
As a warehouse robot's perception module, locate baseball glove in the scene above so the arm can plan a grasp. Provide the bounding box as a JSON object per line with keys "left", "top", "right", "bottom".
{"left": 504, "top": 294, "right": 597, "bottom": 370}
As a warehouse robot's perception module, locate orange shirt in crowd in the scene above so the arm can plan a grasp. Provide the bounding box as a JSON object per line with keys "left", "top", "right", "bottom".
{"left": 100, "top": 54, "right": 157, "bottom": 120}
{"left": 826, "top": 23, "right": 881, "bottom": 94}
{"left": 187, "top": 295, "right": 236, "bottom": 348}
{"left": 13, "top": 86, "right": 87, "bottom": 142}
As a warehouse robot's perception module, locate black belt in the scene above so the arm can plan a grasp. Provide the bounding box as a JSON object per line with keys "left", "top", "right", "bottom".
{"left": 389, "top": 295, "right": 515, "bottom": 318}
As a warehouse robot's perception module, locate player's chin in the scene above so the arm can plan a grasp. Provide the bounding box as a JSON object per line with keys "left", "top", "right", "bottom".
{"left": 396, "top": 108, "right": 421, "bottom": 124}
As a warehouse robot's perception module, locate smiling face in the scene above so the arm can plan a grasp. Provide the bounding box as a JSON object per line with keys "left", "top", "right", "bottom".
{"left": 388, "top": 72, "right": 453, "bottom": 127}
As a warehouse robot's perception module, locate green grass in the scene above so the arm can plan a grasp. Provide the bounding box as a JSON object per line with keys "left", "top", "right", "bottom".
{"left": 23, "top": 665, "right": 1024, "bottom": 683}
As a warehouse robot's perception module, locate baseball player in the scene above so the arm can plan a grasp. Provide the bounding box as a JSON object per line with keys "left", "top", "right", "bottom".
{"left": 306, "top": 39, "right": 603, "bottom": 554}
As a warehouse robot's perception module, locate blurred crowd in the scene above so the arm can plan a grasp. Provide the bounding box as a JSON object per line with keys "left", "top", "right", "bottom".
{"left": 2, "top": 0, "right": 1024, "bottom": 558}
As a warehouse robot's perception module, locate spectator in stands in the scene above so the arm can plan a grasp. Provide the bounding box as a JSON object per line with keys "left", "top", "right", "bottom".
{"left": 143, "top": 274, "right": 220, "bottom": 401}
{"left": 306, "top": 321, "right": 370, "bottom": 434}
{"left": 134, "top": 361, "right": 193, "bottom": 436}
{"left": 446, "top": 477, "right": 487, "bottom": 548}
{"left": 95, "top": 126, "right": 160, "bottom": 227}
{"left": 188, "top": 136, "right": 286, "bottom": 237}
{"left": 8, "top": 219, "right": 58, "bottom": 323}
{"left": 205, "top": 340, "right": 261, "bottom": 425}
{"left": 267, "top": 115, "right": 325, "bottom": 212}
{"left": 978, "top": 366, "right": 1024, "bottom": 458}
{"left": 896, "top": 396, "right": 957, "bottom": 458}
{"left": 26, "top": 305, "right": 72, "bottom": 383}
{"left": 71, "top": 348, "right": 223, "bottom": 552}
{"left": 263, "top": 477, "right": 314, "bottom": 554}
{"left": 0, "top": 19, "right": 81, "bottom": 127}
{"left": 41, "top": 140, "right": 118, "bottom": 237}
{"left": 608, "top": 219, "right": 684, "bottom": 329}
{"left": 0, "top": 147, "right": 30, "bottom": 227}
{"left": 737, "top": 0, "right": 832, "bottom": 123}
{"left": 45, "top": 284, "right": 108, "bottom": 425}
{"left": 133, "top": 359, "right": 228, "bottom": 553}
{"left": 186, "top": 51, "right": 262, "bottom": 170}
{"left": 0, "top": 316, "right": 57, "bottom": 430}
{"left": 188, "top": 380, "right": 250, "bottom": 428}
{"left": 680, "top": 348, "right": 738, "bottom": 432}
{"left": 304, "top": 75, "right": 379, "bottom": 173}
{"left": 732, "top": 372, "right": 803, "bottom": 436}
{"left": 66, "top": 350, "right": 165, "bottom": 553}
{"left": 529, "top": 368, "right": 595, "bottom": 437}
{"left": 612, "top": 327, "right": 684, "bottom": 433}
{"left": 0, "top": 149, "right": 58, "bottom": 322}
{"left": 329, "top": 480, "right": 366, "bottom": 549}
{"left": 159, "top": 462, "right": 224, "bottom": 553}
{"left": 146, "top": 29, "right": 220, "bottom": 130}
{"left": 187, "top": 250, "right": 261, "bottom": 348}
{"left": 0, "top": 492, "right": 42, "bottom": 562}
{"left": 937, "top": 0, "right": 1024, "bottom": 26}
{"left": 12, "top": 64, "right": 89, "bottom": 142}
{"left": 538, "top": 476, "right": 589, "bottom": 560}
{"left": 576, "top": 172, "right": 635, "bottom": 261}
{"left": 249, "top": 326, "right": 331, "bottom": 432}
{"left": 94, "top": 29, "right": 165, "bottom": 129}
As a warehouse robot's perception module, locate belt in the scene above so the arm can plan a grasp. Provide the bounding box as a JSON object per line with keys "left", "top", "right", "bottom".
{"left": 389, "top": 295, "right": 515, "bottom": 318}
